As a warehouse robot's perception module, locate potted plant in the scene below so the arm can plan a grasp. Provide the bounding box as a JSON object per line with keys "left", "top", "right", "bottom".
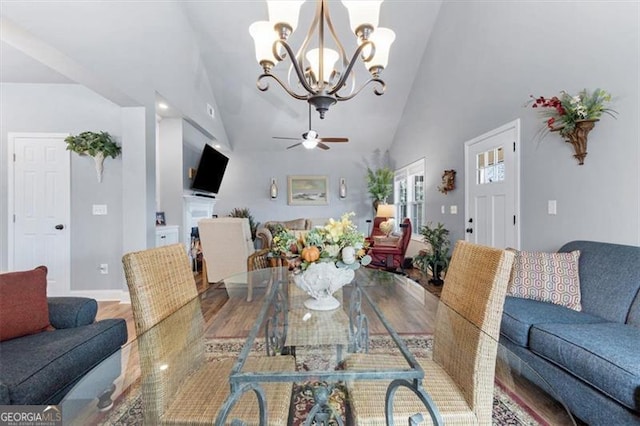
{"left": 65, "top": 131, "right": 121, "bottom": 182}
{"left": 413, "top": 222, "right": 450, "bottom": 285}
{"left": 366, "top": 166, "right": 394, "bottom": 214}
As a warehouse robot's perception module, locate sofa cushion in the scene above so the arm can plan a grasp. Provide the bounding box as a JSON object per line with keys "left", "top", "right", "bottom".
{"left": 507, "top": 250, "right": 582, "bottom": 311}
{"left": 501, "top": 296, "right": 606, "bottom": 347}
{"left": 530, "top": 322, "right": 640, "bottom": 411}
{"left": 0, "top": 318, "right": 127, "bottom": 404}
{"left": 0, "top": 266, "right": 50, "bottom": 342}
{"left": 559, "top": 241, "right": 640, "bottom": 323}
{"left": 48, "top": 298, "right": 98, "bottom": 329}
{"left": 628, "top": 292, "right": 640, "bottom": 328}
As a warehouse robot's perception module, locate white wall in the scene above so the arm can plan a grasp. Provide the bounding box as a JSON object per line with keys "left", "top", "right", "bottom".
{"left": 157, "top": 118, "right": 184, "bottom": 229}
{"left": 2, "top": 2, "right": 231, "bottom": 271}
{"left": 0, "top": 83, "right": 124, "bottom": 291}
{"left": 391, "top": 1, "right": 639, "bottom": 251}
{"left": 212, "top": 148, "right": 377, "bottom": 234}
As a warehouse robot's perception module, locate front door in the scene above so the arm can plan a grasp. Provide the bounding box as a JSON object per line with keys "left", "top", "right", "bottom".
{"left": 464, "top": 120, "right": 520, "bottom": 249}
{"left": 9, "top": 133, "right": 71, "bottom": 296}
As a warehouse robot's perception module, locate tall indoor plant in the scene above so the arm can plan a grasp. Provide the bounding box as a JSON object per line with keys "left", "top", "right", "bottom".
{"left": 366, "top": 166, "right": 394, "bottom": 214}
{"left": 413, "top": 222, "right": 450, "bottom": 285}
{"left": 65, "top": 131, "right": 121, "bottom": 182}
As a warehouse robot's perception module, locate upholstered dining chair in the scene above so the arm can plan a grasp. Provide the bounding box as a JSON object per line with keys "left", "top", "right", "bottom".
{"left": 198, "top": 217, "right": 255, "bottom": 284}
{"left": 122, "top": 243, "right": 294, "bottom": 425}
{"left": 346, "top": 241, "right": 515, "bottom": 425}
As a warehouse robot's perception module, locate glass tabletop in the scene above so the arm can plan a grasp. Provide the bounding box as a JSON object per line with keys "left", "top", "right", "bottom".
{"left": 60, "top": 266, "right": 576, "bottom": 425}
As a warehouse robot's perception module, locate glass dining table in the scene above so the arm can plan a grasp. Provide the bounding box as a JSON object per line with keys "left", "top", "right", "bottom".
{"left": 61, "top": 266, "right": 575, "bottom": 425}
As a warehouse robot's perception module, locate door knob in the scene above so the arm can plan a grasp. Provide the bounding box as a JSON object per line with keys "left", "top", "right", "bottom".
{"left": 466, "top": 227, "right": 473, "bottom": 234}
{"left": 55, "top": 224, "right": 64, "bottom": 230}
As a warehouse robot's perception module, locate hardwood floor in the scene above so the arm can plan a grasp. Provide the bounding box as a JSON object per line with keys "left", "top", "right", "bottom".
{"left": 96, "top": 269, "right": 574, "bottom": 424}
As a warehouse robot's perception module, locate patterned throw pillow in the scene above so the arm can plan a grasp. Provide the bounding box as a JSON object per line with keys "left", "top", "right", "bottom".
{"left": 507, "top": 250, "right": 582, "bottom": 311}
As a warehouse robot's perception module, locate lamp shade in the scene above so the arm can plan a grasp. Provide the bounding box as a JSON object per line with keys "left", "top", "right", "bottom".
{"left": 365, "top": 27, "right": 395, "bottom": 71}
{"left": 376, "top": 203, "right": 394, "bottom": 218}
{"left": 306, "top": 48, "right": 339, "bottom": 83}
{"left": 341, "top": 0, "right": 383, "bottom": 35}
{"left": 249, "top": 21, "right": 279, "bottom": 65}
{"left": 267, "top": 0, "right": 305, "bottom": 33}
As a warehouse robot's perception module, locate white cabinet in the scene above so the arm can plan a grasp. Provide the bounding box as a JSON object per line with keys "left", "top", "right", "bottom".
{"left": 155, "top": 225, "right": 179, "bottom": 247}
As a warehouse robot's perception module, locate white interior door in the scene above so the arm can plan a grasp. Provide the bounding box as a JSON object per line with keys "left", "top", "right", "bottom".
{"left": 464, "top": 120, "right": 520, "bottom": 249}
{"left": 9, "top": 133, "right": 71, "bottom": 296}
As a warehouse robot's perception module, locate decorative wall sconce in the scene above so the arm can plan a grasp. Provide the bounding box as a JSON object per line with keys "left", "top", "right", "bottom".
{"left": 438, "top": 169, "right": 456, "bottom": 194}
{"left": 270, "top": 177, "right": 278, "bottom": 200}
{"left": 339, "top": 177, "right": 347, "bottom": 199}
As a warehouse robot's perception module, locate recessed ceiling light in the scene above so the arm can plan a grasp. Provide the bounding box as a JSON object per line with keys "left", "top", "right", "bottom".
{"left": 158, "top": 102, "right": 169, "bottom": 110}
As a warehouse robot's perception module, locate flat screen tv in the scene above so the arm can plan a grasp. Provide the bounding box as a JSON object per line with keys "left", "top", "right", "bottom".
{"left": 191, "top": 144, "right": 229, "bottom": 195}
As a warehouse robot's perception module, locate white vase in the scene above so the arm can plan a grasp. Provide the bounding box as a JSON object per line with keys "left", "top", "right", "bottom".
{"left": 293, "top": 262, "right": 354, "bottom": 311}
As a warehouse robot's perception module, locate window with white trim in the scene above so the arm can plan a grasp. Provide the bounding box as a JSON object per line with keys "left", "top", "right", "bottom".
{"left": 394, "top": 159, "right": 425, "bottom": 236}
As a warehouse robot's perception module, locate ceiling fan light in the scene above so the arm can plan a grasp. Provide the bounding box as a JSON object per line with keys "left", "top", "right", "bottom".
{"left": 306, "top": 48, "right": 339, "bottom": 84}
{"left": 365, "top": 27, "right": 395, "bottom": 72}
{"left": 302, "top": 138, "right": 318, "bottom": 149}
{"left": 249, "top": 21, "right": 279, "bottom": 67}
{"left": 341, "top": 0, "right": 383, "bottom": 38}
{"left": 267, "top": 0, "right": 305, "bottom": 35}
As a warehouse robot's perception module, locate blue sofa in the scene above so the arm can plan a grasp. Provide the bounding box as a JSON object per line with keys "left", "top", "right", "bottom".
{"left": 500, "top": 240, "right": 640, "bottom": 425}
{"left": 0, "top": 297, "right": 128, "bottom": 405}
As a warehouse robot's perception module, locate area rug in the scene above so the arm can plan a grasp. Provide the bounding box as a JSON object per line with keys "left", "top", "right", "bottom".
{"left": 100, "top": 335, "right": 546, "bottom": 426}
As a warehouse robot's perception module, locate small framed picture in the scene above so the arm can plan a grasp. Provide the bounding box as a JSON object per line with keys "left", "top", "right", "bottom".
{"left": 287, "top": 175, "right": 329, "bottom": 205}
{"left": 155, "top": 212, "right": 166, "bottom": 226}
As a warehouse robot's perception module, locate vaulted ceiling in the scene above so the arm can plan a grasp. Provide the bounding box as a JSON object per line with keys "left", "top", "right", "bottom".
{"left": 1, "top": 1, "right": 442, "bottom": 153}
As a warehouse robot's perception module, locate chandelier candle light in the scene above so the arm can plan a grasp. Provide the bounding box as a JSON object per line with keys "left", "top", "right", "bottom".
{"left": 250, "top": 0, "right": 395, "bottom": 119}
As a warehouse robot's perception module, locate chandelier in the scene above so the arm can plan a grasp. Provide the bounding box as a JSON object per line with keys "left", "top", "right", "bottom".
{"left": 249, "top": 0, "right": 395, "bottom": 119}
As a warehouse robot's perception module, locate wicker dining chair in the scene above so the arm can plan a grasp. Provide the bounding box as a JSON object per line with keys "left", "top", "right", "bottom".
{"left": 346, "top": 240, "right": 515, "bottom": 425}
{"left": 122, "top": 243, "right": 294, "bottom": 425}
{"left": 247, "top": 248, "right": 282, "bottom": 271}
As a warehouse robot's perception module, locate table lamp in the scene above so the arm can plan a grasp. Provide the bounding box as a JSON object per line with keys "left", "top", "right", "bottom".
{"left": 376, "top": 204, "right": 395, "bottom": 236}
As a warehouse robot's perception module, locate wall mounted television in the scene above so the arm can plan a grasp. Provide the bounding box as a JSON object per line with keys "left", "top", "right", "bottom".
{"left": 191, "top": 144, "right": 229, "bottom": 195}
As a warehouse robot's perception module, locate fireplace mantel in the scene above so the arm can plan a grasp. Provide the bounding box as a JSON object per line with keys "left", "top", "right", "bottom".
{"left": 183, "top": 194, "right": 216, "bottom": 251}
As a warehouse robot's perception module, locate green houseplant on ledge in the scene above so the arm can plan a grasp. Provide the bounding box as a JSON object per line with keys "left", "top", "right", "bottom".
{"left": 65, "top": 131, "right": 121, "bottom": 182}
{"left": 413, "top": 222, "right": 450, "bottom": 285}
{"left": 366, "top": 166, "right": 394, "bottom": 214}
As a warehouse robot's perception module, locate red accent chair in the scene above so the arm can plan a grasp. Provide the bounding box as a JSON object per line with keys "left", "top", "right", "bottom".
{"left": 365, "top": 216, "right": 388, "bottom": 246}
{"left": 367, "top": 218, "right": 412, "bottom": 272}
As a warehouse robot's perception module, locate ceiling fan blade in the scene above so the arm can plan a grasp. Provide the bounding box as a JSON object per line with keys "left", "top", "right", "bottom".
{"left": 319, "top": 137, "right": 349, "bottom": 143}
{"left": 273, "top": 136, "right": 300, "bottom": 141}
{"left": 317, "top": 142, "right": 330, "bottom": 150}
{"left": 286, "top": 142, "right": 302, "bottom": 150}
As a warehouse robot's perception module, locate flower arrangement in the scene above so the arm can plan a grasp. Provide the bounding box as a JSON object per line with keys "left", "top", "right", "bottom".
{"left": 271, "top": 212, "right": 371, "bottom": 270}
{"left": 529, "top": 88, "right": 616, "bottom": 139}
{"left": 270, "top": 225, "right": 298, "bottom": 257}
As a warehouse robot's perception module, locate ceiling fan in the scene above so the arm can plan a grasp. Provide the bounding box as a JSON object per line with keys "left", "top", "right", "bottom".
{"left": 273, "top": 104, "right": 349, "bottom": 150}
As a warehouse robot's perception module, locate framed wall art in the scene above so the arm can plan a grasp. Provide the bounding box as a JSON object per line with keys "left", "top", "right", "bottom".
{"left": 287, "top": 175, "right": 329, "bottom": 205}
